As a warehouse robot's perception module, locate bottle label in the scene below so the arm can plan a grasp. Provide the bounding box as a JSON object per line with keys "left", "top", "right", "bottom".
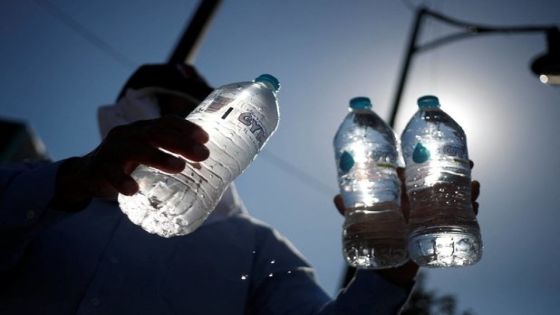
{"left": 442, "top": 144, "right": 467, "bottom": 159}
{"left": 190, "top": 94, "right": 270, "bottom": 149}
{"left": 411, "top": 142, "right": 468, "bottom": 164}
{"left": 337, "top": 149, "right": 396, "bottom": 175}
{"left": 237, "top": 111, "right": 268, "bottom": 147}
{"left": 205, "top": 95, "right": 232, "bottom": 113}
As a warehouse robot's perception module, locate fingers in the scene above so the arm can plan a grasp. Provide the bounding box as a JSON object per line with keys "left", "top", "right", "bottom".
{"left": 128, "top": 147, "right": 187, "bottom": 174}
{"left": 396, "top": 167, "right": 405, "bottom": 182}
{"left": 136, "top": 116, "right": 210, "bottom": 162}
{"left": 396, "top": 167, "right": 411, "bottom": 220}
{"left": 152, "top": 116, "right": 209, "bottom": 144}
{"left": 467, "top": 160, "right": 479, "bottom": 215}
{"left": 87, "top": 116, "right": 211, "bottom": 198}
{"left": 334, "top": 195, "right": 345, "bottom": 216}
{"left": 473, "top": 201, "right": 479, "bottom": 216}
{"left": 111, "top": 173, "right": 138, "bottom": 196}
{"left": 107, "top": 117, "right": 210, "bottom": 164}
{"left": 97, "top": 162, "right": 139, "bottom": 196}
{"left": 336, "top": 162, "right": 480, "bottom": 224}
{"left": 148, "top": 130, "right": 209, "bottom": 162}
{"left": 471, "top": 180, "right": 480, "bottom": 216}
{"left": 471, "top": 180, "right": 480, "bottom": 201}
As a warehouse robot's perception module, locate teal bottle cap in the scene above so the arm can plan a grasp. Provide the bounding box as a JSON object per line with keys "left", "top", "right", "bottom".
{"left": 417, "top": 95, "right": 440, "bottom": 109}
{"left": 255, "top": 74, "right": 280, "bottom": 91}
{"left": 349, "top": 97, "right": 372, "bottom": 110}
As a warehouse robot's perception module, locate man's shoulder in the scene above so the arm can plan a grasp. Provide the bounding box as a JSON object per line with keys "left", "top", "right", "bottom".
{"left": 219, "top": 213, "right": 310, "bottom": 264}
{"left": 205, "top": 212, "right": 297, "bottom": 250}
{"left": 211, "top": 212, "right": 278, "bottom": 236}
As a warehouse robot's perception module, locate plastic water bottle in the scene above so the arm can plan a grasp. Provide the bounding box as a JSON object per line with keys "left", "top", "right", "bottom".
{"left": 334, "top": 97, "right": 408, "bottom": 269}
{"left": 401, "top": 95, "right": 482, "bottom": 267}
{"left": 118, "top": 74, "right": 280, "bottom": 237}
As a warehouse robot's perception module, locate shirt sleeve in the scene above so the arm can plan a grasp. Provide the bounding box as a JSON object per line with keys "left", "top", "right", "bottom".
{"left": 247, "top": 224, "right": 413, "bottom": 315}
{"left": 331, "top": 269, "right": 414, "bottom": 314}
{"left": 0, "top": 160, "right": 68, "bottom": 272}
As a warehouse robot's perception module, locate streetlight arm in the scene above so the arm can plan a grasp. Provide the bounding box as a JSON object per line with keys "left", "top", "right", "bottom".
{"left": 387, "top": 6, "right": 558, "bottom": 128}
{"left": 424, "top": 8, "right": 554, "bottom": 35}
{"left": 387, "top": 7, "right": 425, "bottom": 127}
{"left": 417, "top": 8, "right": 556, "bottom": 54}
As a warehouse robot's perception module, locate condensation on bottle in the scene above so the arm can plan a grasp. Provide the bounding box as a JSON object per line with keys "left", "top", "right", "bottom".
{"left": 333, "top": 97, "right": 408, "bottom": 269}
{"left": 401, "top": 95, "right": 482, "bottom": 268}
{"left": 118, "top": 74, "right": 280, "bottom": 237}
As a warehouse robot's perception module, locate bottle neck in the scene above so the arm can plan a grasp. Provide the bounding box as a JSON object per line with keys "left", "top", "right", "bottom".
{"left": 258, "top": 80, "right": 277, "bottom": 91}
{"left": 350, "top": 106, "right": 372, "bottom": 112}
{"left": 418, "top": 105, "right": 440, "bottom": 110}
{"left": 254, "top": 74, "right": 280, "bottom": 92}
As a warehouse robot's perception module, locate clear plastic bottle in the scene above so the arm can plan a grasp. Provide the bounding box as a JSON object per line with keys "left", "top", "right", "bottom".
{"left": 118, "top": 74, "right": 280, "bottom": 237}
{"left": 334, "top": 97, "right": 408, "bottom": 269}
{"left": 401, "top": 95, "right": 482, "bottom": 267}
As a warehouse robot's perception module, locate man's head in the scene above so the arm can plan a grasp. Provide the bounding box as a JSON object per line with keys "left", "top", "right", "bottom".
{"left": 118, "top": 63, "right": 214, "bottom": 117}
{"left": 98, "top": 64, "right": 214, "bottom": 139}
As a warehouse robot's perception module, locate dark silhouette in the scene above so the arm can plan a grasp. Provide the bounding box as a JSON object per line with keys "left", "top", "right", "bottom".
{"left": 401, "top": 272, "right": 476, "bottom": 315}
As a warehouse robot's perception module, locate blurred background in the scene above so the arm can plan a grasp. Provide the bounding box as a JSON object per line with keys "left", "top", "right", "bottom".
{"left": 1, "top": 0, "right": 559, "bottom": 313}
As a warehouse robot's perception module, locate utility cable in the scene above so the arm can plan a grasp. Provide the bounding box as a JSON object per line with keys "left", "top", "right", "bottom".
{"left": 31, "top": 0, "right": 137, "bottom": 69}
{"left": 260, "top": 150, "right": 335, "bottom": 196}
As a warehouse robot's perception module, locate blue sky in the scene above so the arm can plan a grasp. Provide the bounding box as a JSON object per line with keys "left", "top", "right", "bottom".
{"left": 1, "top": 0, "right": 560, "bottom": 313}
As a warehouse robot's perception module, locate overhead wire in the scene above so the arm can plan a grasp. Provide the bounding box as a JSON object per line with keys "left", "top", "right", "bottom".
{"left": 30, "top": 0, "right": 137, "bottom": 70}
{"left": 260, "top": 150, "right": 334, "bottom": 196}
{"left": 401, "top": 0, "right": 417, "bottom": 12}
{"left": 400, "top": 0, "right": 444, "bottom": 94}
{"left": 30, "top": 0, "right": 336, "bottom": 197}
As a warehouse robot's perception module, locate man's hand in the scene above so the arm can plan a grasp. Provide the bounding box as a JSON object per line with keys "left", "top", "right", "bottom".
{"left": 333, "top": 162, "right": 481, "bottom": 288}
{"left": 50, "top": 116, "right": 209, "bottom": 211}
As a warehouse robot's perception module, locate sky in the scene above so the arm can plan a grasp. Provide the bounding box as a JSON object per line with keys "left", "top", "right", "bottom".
{"left": 1, "top": 0, "right": 559, "bottom": 314}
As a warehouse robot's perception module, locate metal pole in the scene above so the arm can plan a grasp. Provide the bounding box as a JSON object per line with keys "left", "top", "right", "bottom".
{"left": 168, "top": 0, "right": 222, "bottom": 64}
{"left": 387, "top": 7, "right": 553, "bottom": 128}
{"left": 388, "top": 8, "right": 426, "bottom": 128}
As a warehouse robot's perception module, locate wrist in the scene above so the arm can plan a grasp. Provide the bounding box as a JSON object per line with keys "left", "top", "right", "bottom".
{"left": 375, "top": 260, "right": 419, "bottom": 289}
{"left": 49, "top": 156, "right": 93, "bottom": 212}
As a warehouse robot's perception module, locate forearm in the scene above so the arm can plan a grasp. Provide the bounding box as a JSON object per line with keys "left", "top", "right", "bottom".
{"left": 0, "top": 161, "right": 69, "bottom": 271}
{"left": 249, "top": 263, "right": 414, "bottom": 315}
{"left": 330, "top": 269, "right": 415, "bottom": 315}
{"left": 375, "top": 260, "right": 419, "bottom": 290}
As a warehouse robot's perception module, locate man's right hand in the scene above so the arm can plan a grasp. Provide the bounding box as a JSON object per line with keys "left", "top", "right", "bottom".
{"left": 50, "top": 116, "right": 209, "bottom": 211}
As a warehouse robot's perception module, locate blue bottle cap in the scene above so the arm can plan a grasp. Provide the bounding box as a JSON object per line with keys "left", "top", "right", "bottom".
{"left": 349, "top": 97, "right": 372, "bottom": 110}
{"left": 255, "top": 74, "right": 280, "bottom": 91}
{"left": 417, "top": 95, "right": 440, "bottom": 109}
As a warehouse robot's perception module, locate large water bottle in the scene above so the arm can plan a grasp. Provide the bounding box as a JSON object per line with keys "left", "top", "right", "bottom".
{"left": 118, "top": 74, "right": 280, "bottom": 237}
{"left": 334, "top": 97, "right": 408, "bottom": 269}
{"left": 401, "top": 95, "right": 482, "bottom": 267}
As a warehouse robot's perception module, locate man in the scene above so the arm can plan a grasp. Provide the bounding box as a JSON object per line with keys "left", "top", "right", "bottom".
{"left": 0, "top": 63, "right": 478, "bottom": 314}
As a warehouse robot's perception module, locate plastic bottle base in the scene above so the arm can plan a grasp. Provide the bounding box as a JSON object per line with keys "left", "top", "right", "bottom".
{"left": 119, "top": 191, "right": 205, "bottom": 238}
{"left": 344, "top": 242, "right": 409, "bottom": 269}
{"left": 408, "top": 226, "right": 482, "bottom": 268}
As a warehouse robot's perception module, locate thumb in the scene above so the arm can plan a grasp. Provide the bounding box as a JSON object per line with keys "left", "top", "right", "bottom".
{"left": 334, "top": 195, "right": 346, "bottom": 216}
